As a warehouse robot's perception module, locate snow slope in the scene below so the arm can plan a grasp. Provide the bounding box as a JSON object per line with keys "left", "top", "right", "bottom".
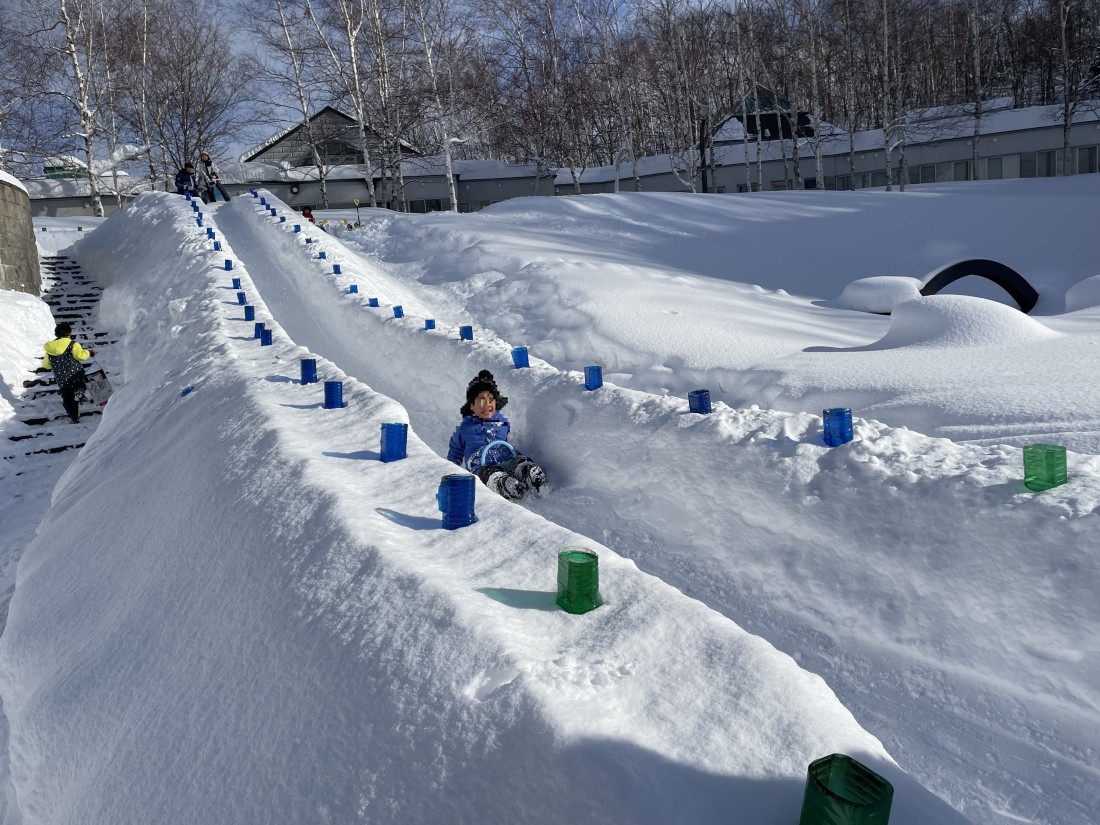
{"left": 0, "top": 181, "right": 1097, "bottom": 825}
{"left": 217, "top": 189, "right": 1100, "bottom": 825}
{"left": 332, "top": 176, "right": 1100, "bottom": 451}
{"left": 0, "top": 196, "right": 967, "bottom": 824}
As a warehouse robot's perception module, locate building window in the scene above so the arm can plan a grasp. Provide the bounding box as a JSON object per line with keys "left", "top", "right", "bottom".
{"left": 1077, "top": 145, "right": 1098, "bottom": 174}
{"left": 953, "top": 160, "right": 970, "bottom": 181}
{"left": 1037, "top": 150, "right": 1059, "bottom": 177}
{"left": 919, "top": 164, "right": 936, "bottom": 184}
{"left": 833, "top": 175, "right": 852, "bottom": 191}
{"left": 986, "top": 156, "right": 1003, "bottom": 179}
{"left": 870, "top": 170, "right": 887, "bottom": 187}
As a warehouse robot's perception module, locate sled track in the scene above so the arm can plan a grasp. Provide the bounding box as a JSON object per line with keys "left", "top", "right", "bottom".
{"left": 209, "top": 193, "right": 1100, "bottom": 825}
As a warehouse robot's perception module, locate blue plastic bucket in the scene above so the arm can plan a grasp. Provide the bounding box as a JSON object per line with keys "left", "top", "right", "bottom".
{"left": 459, "top": 325, "right": 473, "bottom": 341}
{"left": 244, "top": 306, "right": 255, "bottom": 321}
{"left": 437, "top": 474, "right": 477, "bottom": 530}
{"left": 584, "top": 365, "right": 603, "bottom": 391}
{"left": 260, "top": 328, "right": 273, "bottom": 346}
{"left": 324, "top": 380, "right": 344, "bottom": 409}
{"left": 300, "top": 358, "right": 318, "bottom": 384}
{"left": 380, "top": 423, "right": 408, "bottom": 463}
{"left": 424, "top": 319, "right": 435, "bottom": 329}
{"left": 511, "top": 346, "right": 529, "bottom": 369}
{"left": 688, "top": 389, "right": 712, "bottom": 414}
{"left": 393, "top": 306, "right": 404, "bottom": 318}
{"left": 823, "top": 408, "right": 853, "bottom": 447}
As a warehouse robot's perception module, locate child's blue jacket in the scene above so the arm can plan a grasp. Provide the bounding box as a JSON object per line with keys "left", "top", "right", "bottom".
{"left": 447, "top": 413, "right": 511, "bottom": 471}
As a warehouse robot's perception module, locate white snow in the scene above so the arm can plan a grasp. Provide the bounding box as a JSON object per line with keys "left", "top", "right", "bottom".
{"left": 0, "top": 171, "right": 27, "bottom": 197}
{"left": 0, "top": 177, "right": 1097, "bottom": 825}
{"left": 832, "top": 276, "right": 924, "bottom": 313}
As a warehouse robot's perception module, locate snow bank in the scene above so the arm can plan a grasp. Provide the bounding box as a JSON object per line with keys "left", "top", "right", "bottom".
{"left": 226, "top": 191, "right": 1100, "bottom": 825}
{"left": 863, "top": 295, "right": 1062, "bottom": 349}
{"left": 1064, "top": 274, "right": 1100, "bottom": 312}
{"left": 337, "top": 177, "right": 1100, "bottom": 450}
{"left": 0, "top": 291, "right": 52, "bottom": 416}
{"left": 832, "top": 276, "right": 924, "bottom": 313}
{"left": 0, "top": 193, "right": 966, "bottom": 825}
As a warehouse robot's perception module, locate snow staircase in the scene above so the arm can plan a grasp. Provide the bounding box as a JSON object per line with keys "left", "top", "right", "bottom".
{"left": 3, "top": 255, "right": 111, "bottom": 467}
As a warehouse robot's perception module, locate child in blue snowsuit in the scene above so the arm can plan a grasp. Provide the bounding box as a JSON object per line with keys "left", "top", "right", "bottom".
{"left": 447, "top": 370, "right": 547, "bottom": 500}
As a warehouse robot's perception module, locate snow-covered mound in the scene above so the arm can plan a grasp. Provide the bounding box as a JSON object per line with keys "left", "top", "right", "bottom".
{"left": 225, "top": 191, "right": 1098, "bottom": 825}
{"left": 863, "top": 295, "right": 1062, "bottom": 349}
{"left": 832, "top": 276, "right": 924, "bottom": 313}
{"left": 4, "top": 182, "right": 1099, "bottom": 825}
{"left": 1064, "top": 274, "right": 1100, "bottom": 312}
{"left": 332, "top": 176, "right": 1100, "bottom": 451}
{"left": 0, "top": 290, "right": 53, "bottom": 411}
{"left": 0, "top": 194, "right": 969, "bottom": 825}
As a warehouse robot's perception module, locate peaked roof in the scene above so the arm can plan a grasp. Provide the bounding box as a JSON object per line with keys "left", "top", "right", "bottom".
{"left": 240, "top": 107, "right": 418, "bottom": 162}
{"left": 239, "top": 106, "right": 354, "bottom": 162}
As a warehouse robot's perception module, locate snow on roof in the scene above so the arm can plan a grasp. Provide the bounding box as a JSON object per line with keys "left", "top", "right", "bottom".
{"left": 21, "top": 175, "right": 149, "bottom": 199}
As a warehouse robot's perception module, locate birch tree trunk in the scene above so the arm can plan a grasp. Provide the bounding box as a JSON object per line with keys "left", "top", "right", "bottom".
{"left": 58, "top": 0, "right": 104, "bottom": 216}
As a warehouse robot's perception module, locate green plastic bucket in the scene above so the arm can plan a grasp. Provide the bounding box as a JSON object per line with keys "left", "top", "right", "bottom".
{"left": 556, "top": 549, "right": 600, "bottom": 614}
{"left": 1023, "top": 443, "right": 1068, "bottom": 491}
{"left": 799, "top": 754, "right": 893, "bottom": 825}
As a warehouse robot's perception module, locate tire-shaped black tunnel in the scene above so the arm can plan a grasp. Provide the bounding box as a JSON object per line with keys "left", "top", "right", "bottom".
{"left": 920, "top": 258, "right": 1039, "bottom": 313}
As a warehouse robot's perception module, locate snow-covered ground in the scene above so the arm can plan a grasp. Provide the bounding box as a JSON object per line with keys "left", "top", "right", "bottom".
{"left": 0, "top": 178, "right": 1096, "bottom": 825}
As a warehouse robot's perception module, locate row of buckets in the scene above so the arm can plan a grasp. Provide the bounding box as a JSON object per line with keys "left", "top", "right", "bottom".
{"left": 246, "top": 189, "right": 1077, "bottom": 492}
{"left": 220, "top": 196, "right": 604, "bottom": 615}
{"left": 216, "top": 191, "right": 906, "bottom": 824}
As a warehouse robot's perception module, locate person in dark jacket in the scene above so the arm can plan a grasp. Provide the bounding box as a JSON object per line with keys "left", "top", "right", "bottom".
{"left": 175, "top": 163, "right": 200, "bottom": 198}
{"left": 447, "top": 370, "right": 547, "bottom": 500}
{"left": 198, "top": 152, "right": 230, "bottom": 201}
{"left": 42, "top": 322, "right": 95, "bottom": 423}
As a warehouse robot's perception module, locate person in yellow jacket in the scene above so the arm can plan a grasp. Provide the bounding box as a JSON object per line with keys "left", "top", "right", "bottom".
{"left": 42, "top": 323, "right": 95, "bottom": 423}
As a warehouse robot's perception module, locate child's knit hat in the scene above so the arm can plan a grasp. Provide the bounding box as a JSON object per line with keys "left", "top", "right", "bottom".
{"left": 462, "top": 370, "right": 507, "bottom": 416}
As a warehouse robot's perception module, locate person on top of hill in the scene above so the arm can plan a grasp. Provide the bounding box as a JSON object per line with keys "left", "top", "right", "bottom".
{"left": 446, "top": 370, "right": 547, "bottom": 501}
{"left": 175, "top": 163, "right": 200, "bottom": 198}
{"left": 198, "top": 152, "right": 230, "bottom": 202}
{"left": 42, "top": 322, "right": 95, "bottom": 424}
